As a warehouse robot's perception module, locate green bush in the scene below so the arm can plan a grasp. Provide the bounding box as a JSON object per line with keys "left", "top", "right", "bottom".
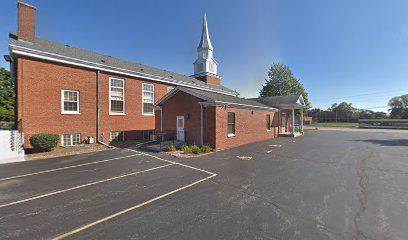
{"left": 30, "top": 134, "right": 59, "bottom": 152}
{"left": 201, "top": 145, "right": 212, "bottom": 153}
{"left": 181, "top": 145, "right": 192, "bottom": 154}
{"left": 191, "top": 145, "right": 201, "bottom": 154}
{"left": 166, "top": 145, "right": 176, "bottom": 152}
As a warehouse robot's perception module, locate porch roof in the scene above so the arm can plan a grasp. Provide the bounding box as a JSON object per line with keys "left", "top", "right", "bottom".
{"left": 156, "top": 87, "right": 278, "bottom": 112}
{"left": 252, "top": 94, "right": 308, "bottom": 109}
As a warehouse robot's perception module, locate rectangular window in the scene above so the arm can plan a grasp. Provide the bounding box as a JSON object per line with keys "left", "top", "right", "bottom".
{"left": 227, "top": 112, "right": 236, "bottom": 136}
{"left": 167, "top": 86, "right": 174, "bottom": 93}
{"left": 110, "top": 131, "right": 124, "bottom": 142}
{"left": 142, "top": 83, "right": 154, "bottom": 115}
{"left": 62, "top": 133, "right": 81, "bottom": 146}
{"left": 266, "top": 114, "right": 271, "bottom": 130}
{"left": 110, "top": 78, "right": 125, "bottom": 114}
{"left": 61, "top": 90, "right": 79, "bottom": 114}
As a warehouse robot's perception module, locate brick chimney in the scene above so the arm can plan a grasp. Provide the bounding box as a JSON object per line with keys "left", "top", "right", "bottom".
{"left": 17, "top": 1, "right": 36, "bottom": 42}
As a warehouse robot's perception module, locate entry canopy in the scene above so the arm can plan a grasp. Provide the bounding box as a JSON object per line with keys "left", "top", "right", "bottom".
{"left": 252, "top": 94, "right": 308, "bottom": 110}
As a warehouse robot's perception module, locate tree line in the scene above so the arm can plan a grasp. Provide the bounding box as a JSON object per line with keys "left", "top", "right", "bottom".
{"left": 259, "top": 63, "right": 408, "bottom": 121}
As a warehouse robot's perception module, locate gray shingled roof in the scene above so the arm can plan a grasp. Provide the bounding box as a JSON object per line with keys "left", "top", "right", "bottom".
{"left": 157, "top": 87, "right": 277, "bottom": 111}
{"left": 8, "top": 33, "right": 237, "bottom": 95}
{"left": 251, "top": 94, "right": 307, "bottom": 109}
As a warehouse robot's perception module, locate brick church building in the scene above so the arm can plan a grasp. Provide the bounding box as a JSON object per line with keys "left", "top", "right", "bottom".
{"left": 6, "top": 2, "right": 306, "bottom": 151}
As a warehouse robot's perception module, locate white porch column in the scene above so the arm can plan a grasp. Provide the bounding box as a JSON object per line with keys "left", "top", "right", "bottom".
{"left": 300, "top": 109, "right": 304, "bottom": 134}
{"left": 291, "top": 108, "right": 295, "bottom": 136}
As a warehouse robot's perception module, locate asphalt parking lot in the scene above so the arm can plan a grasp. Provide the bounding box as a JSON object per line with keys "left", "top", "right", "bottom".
{"left": 1, "top": 130, "right": 408, "bottom": 239}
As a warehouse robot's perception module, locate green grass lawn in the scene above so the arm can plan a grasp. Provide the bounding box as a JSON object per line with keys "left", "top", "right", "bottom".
{"left": 308, "top": 122, "right": 358, "bottom": 128}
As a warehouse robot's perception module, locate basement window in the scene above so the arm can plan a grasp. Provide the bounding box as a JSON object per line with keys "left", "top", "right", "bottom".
{"left": 227, "top": 112, "right": 236, "bottom": 136}
{"left": 109, "top": 78, "right": 125, "bottom": 115}
{"left": 62, "top": 133, "right": 81, "bottom": 146}
{"left": 61, "top": 90, "right": 79, "bottom": 114}
{"left": 110, "top": 131, "right": 124, "bottom": 142}
{"left": 142, "top": 83, "right": 155, "bottom": 115}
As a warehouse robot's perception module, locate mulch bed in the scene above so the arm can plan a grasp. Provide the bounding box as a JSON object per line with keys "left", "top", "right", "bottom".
{"left": 165, "top": 150, "right": 213, "bottom": 158}
{"left": 25, "top": 144, "right": 112, "bottom": 161}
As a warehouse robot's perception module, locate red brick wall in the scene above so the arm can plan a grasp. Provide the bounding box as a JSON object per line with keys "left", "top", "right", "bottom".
{"left": 202, "top": 106, "right": 216, "bottom": 147}
{"left": 16, "top": 57, "right": 174, "bottom": 147}
{"left": 195, "top": 75, "right": 220, "bottom": 85}
{"left": 213, "top": 106, "right": 277, "bottom": 150}
{"left": 98, "top": 71, "right": 171, "bottom": 143}
{"left": 160, "top": 91, "right": 202, "bottom": 145}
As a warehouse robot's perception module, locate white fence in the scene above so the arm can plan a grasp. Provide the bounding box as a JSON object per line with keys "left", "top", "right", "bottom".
{"left": 0, "top": 130, "right": 25, "bottom": 164}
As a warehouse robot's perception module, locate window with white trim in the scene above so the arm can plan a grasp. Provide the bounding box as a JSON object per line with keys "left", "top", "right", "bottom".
{"left": 61, "top": 90, "right": 79, "bottom": 114}
{"left": 110, "top": 78, "right": 125, "bottom": 114}
{"left": 62, "top": 133, "right": 81, "bottom": 146}
{"left": 227, "top": 112, "right": 236, "bottom": 136}
{"left": 167, "top": 86, "right": 174, "bottom": 93}
{"left": 110, "top": 131, "right": 124, "bottom": 142}
{"left": 142, "top": 83, "right": 154, "bottom": 115}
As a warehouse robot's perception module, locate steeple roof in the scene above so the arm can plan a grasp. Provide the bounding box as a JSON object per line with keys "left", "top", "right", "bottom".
{"left": 198, "top": 14, "right": 213, "bottom": 50}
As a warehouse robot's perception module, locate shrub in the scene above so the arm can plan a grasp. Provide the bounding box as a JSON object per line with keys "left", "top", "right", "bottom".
{"left": 201, "top": 145, "right": 212, "bottom": 153}
{"left": 181, "top": 145, "right": 192, "bottom": 154}
{"left": 30, "top": 134, "right": 59, "bottom": 152}
{"left": 191, "top": 145, "right": 201, "bottom": 154}
{"left": 166, "top": 145, "right": 176, "bottom": 152}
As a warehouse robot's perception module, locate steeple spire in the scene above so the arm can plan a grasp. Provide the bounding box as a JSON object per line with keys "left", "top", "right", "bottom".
{"left": 193, "top": 14, "right": 218, "bottom": 78}
{"left": 198, "top": 13, "right": 213, "bottom": 50}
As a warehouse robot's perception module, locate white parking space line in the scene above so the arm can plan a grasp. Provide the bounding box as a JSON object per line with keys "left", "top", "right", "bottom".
{"left": 52, "top": 174, "right": 217, "bottom": 240}
{"left": 0, "top": 163, "right": 174, "bottom": 209}
{"left": 125, "top": 148, "right": 217, "bottom": 175}
{"left": 0, "top": 154, "right": 141, "bottom": 182}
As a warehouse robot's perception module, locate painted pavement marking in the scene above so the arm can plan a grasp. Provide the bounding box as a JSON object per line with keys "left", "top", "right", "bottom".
{"left": 0, "top": 163, "right": 174, "bottom": 209}
{"left": 52, "top": 174, "right": 217, "bottom": 240}
{"left": 0, "top": 154, "right": 141, "bottom": 182}
{"left": 236, "top": 156, "right": 253, "bottom": 160}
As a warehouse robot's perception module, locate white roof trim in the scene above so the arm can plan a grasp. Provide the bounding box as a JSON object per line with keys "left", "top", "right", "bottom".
{"left": 213, "top": 101, "right": 278, "bottom": 111}
{"left": 10, "top": 44, "right": 238, "bottom": 97}
{"left": 155, "top": 87, "right": 213, "bottom": 106}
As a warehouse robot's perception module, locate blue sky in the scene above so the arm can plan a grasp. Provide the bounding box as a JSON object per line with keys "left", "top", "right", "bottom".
{"left": 1, "top": 0, "right": 408, "bottom": 112}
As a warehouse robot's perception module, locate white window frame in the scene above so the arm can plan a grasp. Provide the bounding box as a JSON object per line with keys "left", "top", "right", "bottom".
{"left": 227, "top": 112, "right": 236, "bottom": 137}
{"left": 167, "top": 86, "right": 174, "bottom": 93}
{"left": 110, "top": 131, "right": 125, "bottom": 142}
{"left": 142, "top": 83, "right": 155, "bottom": 116}
{"left": 61, "top": 133, "right": 81, "bottom": 146}
{"left": 61, "top": 90, "right": 80, "bottom": 114}
{"left": 109, "top": 77, "right": 125, "bottom": 115}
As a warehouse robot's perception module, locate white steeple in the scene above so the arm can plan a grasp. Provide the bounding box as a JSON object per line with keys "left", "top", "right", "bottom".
{"left": 194, "top": 14, "right": 218, "bottom": 76}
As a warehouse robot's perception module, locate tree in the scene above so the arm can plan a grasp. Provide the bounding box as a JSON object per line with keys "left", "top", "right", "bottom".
{"left": 0, "top": 68, "right": 15, "bottom": 122}
{"left": 388, "top": 94, "right": 408, "bottom": 119}
{"left": 259, "top": 63, "right": 310, "bottom": 107}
